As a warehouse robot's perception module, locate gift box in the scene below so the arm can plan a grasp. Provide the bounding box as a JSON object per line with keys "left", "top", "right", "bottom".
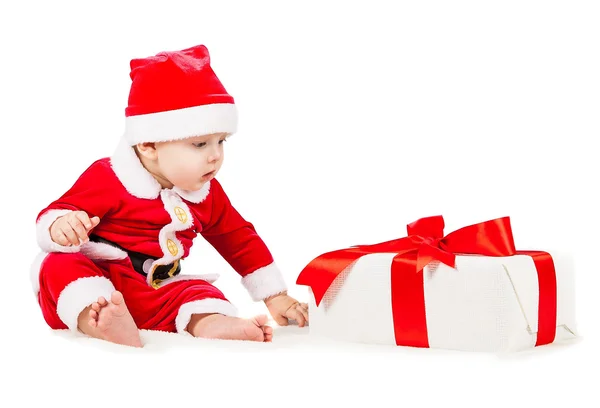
{"left": 296, "top": 216, "right": 578, "bottom": 352}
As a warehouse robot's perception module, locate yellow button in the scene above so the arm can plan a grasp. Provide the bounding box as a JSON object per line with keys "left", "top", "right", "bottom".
{"left": 166, "top": 239, "right": 178, "bottom": 256}
{"left": 174, "top": 206, "right": 188, "bottom": 223}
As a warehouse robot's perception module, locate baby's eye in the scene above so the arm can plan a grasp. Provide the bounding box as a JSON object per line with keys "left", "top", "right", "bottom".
{"left": 218, "top": 139, "right": 227, "bottom": 144}
{"left": 193, "top": 142, "right": 207, "bottom": 148}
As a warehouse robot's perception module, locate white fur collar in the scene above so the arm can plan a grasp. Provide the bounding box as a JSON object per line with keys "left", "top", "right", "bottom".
{"left": 109, "top": 137, "right": 211, "bottom": 203}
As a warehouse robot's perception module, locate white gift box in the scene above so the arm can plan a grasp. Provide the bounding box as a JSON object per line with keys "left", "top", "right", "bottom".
{"left": 306, "top": 251, "right": 578, "bottom": 352}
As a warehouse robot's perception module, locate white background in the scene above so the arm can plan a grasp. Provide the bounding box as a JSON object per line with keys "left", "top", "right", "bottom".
{"left": 1, "top": 0, "right": 598, "bottom": 406}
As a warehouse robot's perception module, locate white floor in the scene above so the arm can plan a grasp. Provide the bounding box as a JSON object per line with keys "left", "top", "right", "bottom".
{"left": 4, "top": 307, "right": 592, "bottom": 408}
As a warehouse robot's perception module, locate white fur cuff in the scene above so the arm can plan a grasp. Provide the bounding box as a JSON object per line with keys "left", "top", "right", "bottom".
{"left": 241, "top": 262, "right": 288, "bottom": 302}
{"left": 175, "top": 298, "right": 238, "bottom": 334}
{"left": 56, "top": 276, "right": 116, "bottom": 332}
{"left": 79, "top": 241, "right": 128, "bottom": 261}
{"left": 36, "top": 209, "right": 81, "bottom": 253}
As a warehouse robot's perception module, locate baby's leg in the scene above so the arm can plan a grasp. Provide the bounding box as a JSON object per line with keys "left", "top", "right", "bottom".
{"left": 126, "top": 277, "right": 272, "bottom": 342}
{"left": 187, "top": 313, "right": 273, "bottom": 342}
{"left": 36, "top": 252, "right": 142, "bottom": 347}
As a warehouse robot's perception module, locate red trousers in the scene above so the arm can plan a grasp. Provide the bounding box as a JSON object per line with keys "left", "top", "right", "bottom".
{"left": 34, "top": 252, "right": 238, "bottom": 333}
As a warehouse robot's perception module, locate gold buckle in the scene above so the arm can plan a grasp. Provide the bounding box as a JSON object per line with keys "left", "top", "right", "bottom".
{"left": 151, "top": 278, "right": 162, "bottom": 289}
{"left": 149, "top": 260, "right": 180, "bottom": 289}
{"left": 168, "top": 260, "right": 179, "bottom": 277}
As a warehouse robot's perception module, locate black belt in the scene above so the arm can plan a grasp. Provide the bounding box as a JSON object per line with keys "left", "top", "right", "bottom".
{"left": 89, "top": 235, "right": 181, "bottom": 287}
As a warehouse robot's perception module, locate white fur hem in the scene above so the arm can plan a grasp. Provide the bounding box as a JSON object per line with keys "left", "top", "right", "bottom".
{"left": 56, "top": 276, "right": 116, "bottom": 332}
{"left": 241, "top": 262, "right": 288, "bottom": 301}
{"left": 30, "top": 252, "right": 49, "bottom": 297}
{"left": 110, "top": 138, "right": 212, "bottom": 203}
{"left": 155, "top": 273, "right": 220, "bottom": 288}
{"left": 175, "top": 298, "right": 238, "bottom": 335}
{"left": 173, "top": 181, "right": 211, "bottom": 203}
{"left": 124, "top": 103, "right": 237, "bottom": 145}
{"left": 110, "top": 138, "right": 162, "bottom": 200}
{"left": 36, "top": 209, "right": 81, "bottom": 253}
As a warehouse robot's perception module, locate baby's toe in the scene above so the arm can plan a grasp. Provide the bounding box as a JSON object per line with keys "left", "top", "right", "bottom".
{"left": 97, "top": 296, "right": 108, "bottom": 306}
{"left": 253, "top": 314, "right": 268, "bottom": 327}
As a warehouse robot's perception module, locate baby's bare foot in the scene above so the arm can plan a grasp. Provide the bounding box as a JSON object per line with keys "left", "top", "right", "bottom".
{"left": 80, "top": 291, "right": 142, "bottom": 348}
{"left": 87, "top": 295, "right": 108, "bottom": 327}
{"left": 190, "top": 314, "right": 273, "bottom": 342}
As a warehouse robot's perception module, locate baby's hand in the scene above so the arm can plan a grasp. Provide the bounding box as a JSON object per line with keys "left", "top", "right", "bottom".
{"left": 264, "top": 292, "right": 309, "bottom": 327}
{"left": 50, "top": 211, "right": 100, "bottom": 247}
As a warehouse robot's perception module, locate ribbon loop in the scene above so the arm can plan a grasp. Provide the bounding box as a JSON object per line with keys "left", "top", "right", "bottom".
{"left": 443, "top": 216, "right": 516, "bottom": 256}
{"left": 407, "top": 215, "right": 445, "bottom": 238}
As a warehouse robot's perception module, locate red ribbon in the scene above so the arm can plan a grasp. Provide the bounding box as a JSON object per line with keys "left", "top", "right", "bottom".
{"left": 296, "top": 215, "right": 557, "bottom": 348}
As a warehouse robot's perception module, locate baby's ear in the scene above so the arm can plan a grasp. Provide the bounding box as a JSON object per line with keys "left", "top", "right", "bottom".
{"left": 135, "top": 142, "right": 158, "bottom": 159}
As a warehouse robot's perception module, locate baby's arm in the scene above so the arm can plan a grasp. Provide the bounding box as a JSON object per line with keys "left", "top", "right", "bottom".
{"left": 36, "top": 160, "right": 119, "bottom": 253}
{"left": 199, "top": 179, "right": 288, "bottom": 302}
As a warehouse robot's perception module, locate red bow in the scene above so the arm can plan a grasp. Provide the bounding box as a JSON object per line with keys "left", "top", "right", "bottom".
{"left": 297, "top": 215, "right": 516, "bottom": 306}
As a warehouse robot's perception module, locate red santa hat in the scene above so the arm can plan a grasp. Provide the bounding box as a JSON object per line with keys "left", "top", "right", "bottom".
{"left": 110, "top": 45, "right": 237, "bottom": 200}
{"left": 122, "top": 44, "right": 237, "bottom": 145}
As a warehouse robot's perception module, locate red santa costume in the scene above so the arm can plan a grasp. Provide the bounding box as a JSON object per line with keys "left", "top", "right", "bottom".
{"left": 30, "top": 44, "right": 287, "bottom": 335}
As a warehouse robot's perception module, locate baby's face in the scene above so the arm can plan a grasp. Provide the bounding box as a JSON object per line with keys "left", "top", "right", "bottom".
{"left": 154, "top": 132, "right": 228, "bottom": 191}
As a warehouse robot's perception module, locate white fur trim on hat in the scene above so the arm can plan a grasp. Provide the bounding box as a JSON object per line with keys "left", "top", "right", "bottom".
{"left": 124, "top": 103, "right": 238, "bottom": 145}
{"left": 241, "top": 262, "right": 288, "bottom": 301}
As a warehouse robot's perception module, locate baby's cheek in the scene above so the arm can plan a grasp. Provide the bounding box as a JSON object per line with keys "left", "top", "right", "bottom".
{"left": 178, "top": 160, "right": 203, "bottom": 179}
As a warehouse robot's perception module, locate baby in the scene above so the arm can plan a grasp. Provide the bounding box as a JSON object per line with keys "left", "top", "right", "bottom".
{"left": 31, "top": 44, "right": 308, "bottom": 348}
